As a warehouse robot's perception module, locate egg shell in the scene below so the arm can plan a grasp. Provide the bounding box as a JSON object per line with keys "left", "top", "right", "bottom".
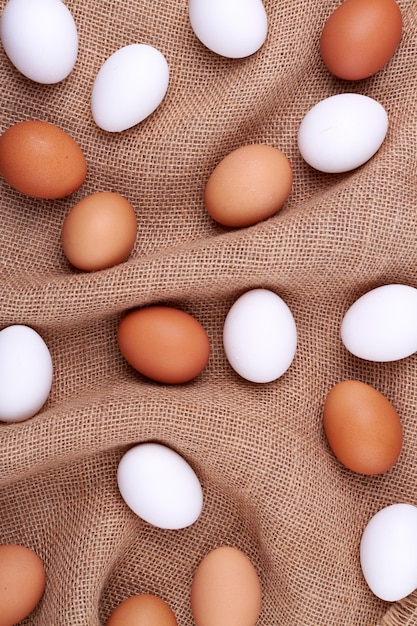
{"left": 360, "top": 503, "right": 417, "bottom": 601}
{"left": 323, "top": 380, "right": 402, "bottom": 475}
{"left": 341, "top": 284, "right": 417, "bottom": 362}
{"left": 189, "top": 0, "right": 268, "bottom": 58}
{"left": 117, "top": 306, "right": 210, "bottom": 384}
{"left": 204, "top": 144, "right": 292, "bottom": 228}
{"left": 117, "top": 443, "right": 203, "bottom": 530}
{"left": 61, "top": 191, "right": 137, "bottom": 271}
{"left": 0, "top": 120, "right": 87, "bottom": 198}
{"left": 320, "top": 0, "right": 402, "bottom": 81}
{"left": 190, "top": 546, "right": 262, "bottom": 626}
{"left": 297, "top": 93, "right": 388, "bottom": 173}
{"left": 0, "top": 544, "right": 46, "bottom": 626}
{"left": 91, "top": 44, "right": 169, "bottom": 132}
{"left": 0, "top": 0, "right": 78, "bottom": 84}
{"left": 106, "top": 594, "right": 178, "bottom": 626}
{"left": 0, "top": 324, "right": 53, "bottom": 423}
{"left": 223, "top": 288, "right": 297, "bottom": 383}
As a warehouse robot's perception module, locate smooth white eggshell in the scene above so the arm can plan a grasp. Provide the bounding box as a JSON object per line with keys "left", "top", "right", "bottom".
{"left": 117, "top": 443, "right": 203, "bottom": 530}
{"left": 0, "top": 325, "right": 53, "bottom": 422}
{"left": 223, "top": 288, "right": 297, "bottom": 383}
{"left": 360, "top": 503, "right": 417, "bottom": 602}
{"left": 298, "top": 93, "right": 388, "bottom": 173}
{"left": 0, "top": 0, "right": 78, "bottom": 84}
{"left": 341, "top": 284, "right": 417, "bottom": 362}
{"left": 189, "top": 0, "right": 268, "bottom": 58}
{"left": 91, "top": 44, "right": 169, "bottom": 132}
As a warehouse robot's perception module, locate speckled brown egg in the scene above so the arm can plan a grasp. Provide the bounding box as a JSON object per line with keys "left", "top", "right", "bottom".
{"left": 323, "top": 380, "right": 402, "bottom": 475}
{"left": 106, "top": 594, "right": 178, "bottom": 626}
{"left": 0, "top": 544, "right": 46, "bottom": 626}
{"left": 61, "top": 191, "right": 137, "bottom": 271}
{"left": 0, "top": 120, "right": 87, "bottom": 198}
{"left": 204, "top": 144, "right": 292, "bottom": 227}
{"left": 117, "top": 306, "right": 210, "bottom": 384}
{"left": 320, "top": 0, "right": 402, "bottom": 80}
{"left": 190, "top": 546, "right": 262, "bottom": 626}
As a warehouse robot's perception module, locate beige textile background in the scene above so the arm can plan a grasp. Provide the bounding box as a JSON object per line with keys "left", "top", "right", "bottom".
{"left": 1, "top": 0, "right": 417, "bottom": 624}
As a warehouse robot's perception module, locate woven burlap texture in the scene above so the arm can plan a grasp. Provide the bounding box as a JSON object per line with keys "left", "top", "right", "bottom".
{"left": 1, "top": 0, "right": 417, "bottom": 624}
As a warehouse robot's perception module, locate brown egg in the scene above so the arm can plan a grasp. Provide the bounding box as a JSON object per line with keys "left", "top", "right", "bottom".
{"left": 117, "top": 306, "right": 210, "bottom": 384}
{"left": 0, "top": 120, "right": 87, "bottom": 198}
{"left": 204, "top": 144, "right": 292, "bottom": 228}
{"left": 323, "top": 380, "right": 402, "bottom": 475}
{"left": 61, "top": 191, "right": 137, "bottom": 271}
{"left": 106, "top": 594, "right": 177, "bottom": 626}
{"left": 190, "top": 546, "right": 262, "bottom": 626}
{"left": 0, "top": 544, "right": 46, "bottom": 626}
{"left": 320, "top": 0, "right": 402, "bottom": 81}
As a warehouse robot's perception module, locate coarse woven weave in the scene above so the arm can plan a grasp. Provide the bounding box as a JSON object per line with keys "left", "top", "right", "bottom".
{"left": 1, "top": 0, "right": 417, "bottom": 624}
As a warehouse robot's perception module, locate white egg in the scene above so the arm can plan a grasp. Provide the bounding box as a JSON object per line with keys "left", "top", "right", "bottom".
{"left": 360, "top": 503, "right": 417, "bottom": 602}
{"left": 91, "top": 44, "right": 169, "bottom": 133}
{"left": 341, "top": 284, "right": 417, "bottom": 362}
{"left": 117, "top": 443, "right": 203, "bottom": 530}
{"left": 189, "top": 0, "right": 268, "bottom": 59}
{"left": 298, "top": 93, "right": 388, "bottom": 173}
{"left": 0, "top": 0, "right": 78, "bottom": 84}
{"left": 0, "top": 325, "right": 53, "bottom": 423}
{"left": 223, "top": 288, "right": 297, "bottom": 383}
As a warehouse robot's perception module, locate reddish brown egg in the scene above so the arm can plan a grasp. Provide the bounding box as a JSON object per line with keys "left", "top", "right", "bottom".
{"left": 204, "top": 144, "right": 292, "bottom": 228}
{"left": 61, "top": 191, "right": 137, "bottom": 271}
{"left": 0, "top": 544, "right": 46, "bottom": 626}
{"left": 117, "top": 306, "right": 210, "bottom": 384}
{"left": 320, "top": 0, "right": 402, "bottom": 81}
{"left": 323, "top": 380, "right": 402, "bottom": 474}
{"left": 190, "top": 546, "right": 262, "bottom": 626}
{"left": 106, "top": 594, "right": 178, "bottom": 626}
{"left": 0, "top": 120, "right": 87, "bottom": 198}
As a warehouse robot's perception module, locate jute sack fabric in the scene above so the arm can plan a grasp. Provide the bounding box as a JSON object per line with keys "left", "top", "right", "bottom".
{"left": 1, "top": 0, "right": 417, "bottom": 624}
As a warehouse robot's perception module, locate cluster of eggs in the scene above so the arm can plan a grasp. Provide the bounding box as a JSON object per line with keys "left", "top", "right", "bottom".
{"left": 327, "top": 284, "right": 417, "bottom": 603}
{"left": 0, "top": 0, "right": 412, "bottom": 622}
{"left": 0, "top": 540, "right": 261, "bottom": 626}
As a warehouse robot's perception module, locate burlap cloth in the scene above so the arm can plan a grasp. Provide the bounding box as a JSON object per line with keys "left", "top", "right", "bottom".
{"left": 1, "top": 0, "right": 417, "bottom": 624}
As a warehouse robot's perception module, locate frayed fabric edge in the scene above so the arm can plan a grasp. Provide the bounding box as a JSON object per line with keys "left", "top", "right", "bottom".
{"left": 378, "top": 592, "right": 417, "bottom": 626}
